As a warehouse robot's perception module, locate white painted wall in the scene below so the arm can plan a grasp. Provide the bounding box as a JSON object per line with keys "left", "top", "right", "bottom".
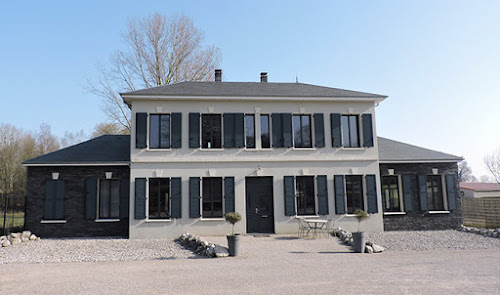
{"left": 128, "top": 97, "right": 384, "bottom": 238}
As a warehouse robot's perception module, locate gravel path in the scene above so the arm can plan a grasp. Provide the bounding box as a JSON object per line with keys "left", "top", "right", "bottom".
{"left": 0, "top": 238, "right": 197, "bottom": 264}
{"left": 367, "top": 230, "right": 500, "bottom": 251}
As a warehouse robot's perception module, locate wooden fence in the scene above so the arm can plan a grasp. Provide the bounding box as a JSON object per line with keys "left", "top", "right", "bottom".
{"left": 462, "top": 197, "right": 500, "bottom": 228}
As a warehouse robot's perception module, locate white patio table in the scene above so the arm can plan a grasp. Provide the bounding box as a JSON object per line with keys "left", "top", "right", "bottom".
{"left": 303, "top": 219, "right": 328, "bottom": 239}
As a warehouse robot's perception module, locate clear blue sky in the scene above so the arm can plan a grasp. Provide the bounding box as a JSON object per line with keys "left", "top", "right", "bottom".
{"left": 1, "top": 0, "right": 499, "bottom": 178}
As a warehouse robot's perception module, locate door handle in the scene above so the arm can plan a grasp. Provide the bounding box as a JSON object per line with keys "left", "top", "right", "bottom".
{"left": 255, "top": 207, "right": 260, "bottom": 214}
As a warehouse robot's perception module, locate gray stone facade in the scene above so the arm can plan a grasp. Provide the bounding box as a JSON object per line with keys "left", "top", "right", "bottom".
{"left": 379, "top": 162, "right": 462, "bottom": 231}
{"left": 25, "top": 166, "right": 129, "bottom": 238}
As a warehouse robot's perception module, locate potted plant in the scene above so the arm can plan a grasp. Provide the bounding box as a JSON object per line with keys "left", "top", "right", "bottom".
{"left": 225, "top": 212, "right": 242, "bottom": 256}
{"left": 352, "top": 210, "right": 369, "bottom": 253}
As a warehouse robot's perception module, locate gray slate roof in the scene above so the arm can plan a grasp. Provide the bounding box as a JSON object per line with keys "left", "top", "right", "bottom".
{"left": 23, "top": 135, "right": 130, "bottom": 165}
{"left": 378, "top": 137, "right": 462, "bottom": 162}
{"left": 25, "top": 135, "right": 461, "bottom": 165}
{"left": 121, "top": 82, "right": 387, "bottom": 99}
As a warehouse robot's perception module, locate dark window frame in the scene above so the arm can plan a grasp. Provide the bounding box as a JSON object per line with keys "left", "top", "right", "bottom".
{"left": 201, "top": 114, "right": 222, "bottom": 149}
{"left": 382, "top": 176, "right": 401, "bottom": 212}
{"left": 345, "top": 175, "right": 364, "bottom": 214}
{"left": 295, "top": 176, "right": 316, "bottom": 215}
{"left": 293, "top": 114, "right": 312, "bottom": 148}
{"left": 245, "top": 114, "right": 256, "bottom": 149}
{"left": 341, "top": 115, "right": 360, "bottom": 148}
{"left": 98, "top": 178, "right": 120, "bottom": 219}
{"left": 202, "top": 177, "right": 224, "bottom": 218}
{"left": 427, "top": 175, "right": 445, "bottom": 211}
{"left": 260, "top": 114, "right": 271, "bottom": 149}
{"left": 148, "top": 178, "right": 171, "bottom": 219}
{"left": 149, "top": 114, "right": 171, "bottom": 149}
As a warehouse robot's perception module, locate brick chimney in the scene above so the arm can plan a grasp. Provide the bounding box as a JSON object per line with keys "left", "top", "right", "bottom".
{"left": 260, "top": 72, "right": 268, "bottom": 83}
{"left": 215, "top": 69, "right": 222, "bottom": 82}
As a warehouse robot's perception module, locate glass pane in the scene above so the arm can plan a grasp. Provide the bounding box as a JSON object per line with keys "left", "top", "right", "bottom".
{"left": 293, "top": 115, "right": 302, "bottom": 148}
{"left": 296, "top": 176, "right": 315, "bottom": 215}
{"left": 349, "top": 116, "right": 359, "bottom": 147}
{"left": 246, "top": 115, "right": 255, "bottom": 148}
{"left": 346, "top": 175, "right": 363, "bottom": 214}
{"left": 202, "top": 177, "right": 223, "bottom": 218}
{"left": 202, "top": 178, "right": 212, "bottom": 217}
{"left": 201, "top": 115, "right": 211, "bottom": 148}
{"left": 160, "top": 115, "right": 170, "bottom": 148}
{"left": 159, "top": 178, "right": 170, "bottom": 218}
{"left": 302, "top": 115, "right": 312, "bottom": 148}
{"left": 212, "top": 177, "right": 223, "bottom": 217}
{"left": 341, "top": 116, "right": 350, "bottom": 147}
{"left": 99, "top": 180, "right": 111, "bottom": 218}
{"left": 110, "top": 180, "right": 120, "bottom": 218}
{"left": 260, "top": 115, "right": 270, "bottom": 148}
{"left": 428, "top": 176, "right": 444, "bottom": 210}
{"left": 150, "top": 115, "right": 160, "bottom": 148}
{"left": 211, "top": 115, "right": 222, "bottom": 148}
{"left": 149, "top": 178, "right": 159, "bottom": 218}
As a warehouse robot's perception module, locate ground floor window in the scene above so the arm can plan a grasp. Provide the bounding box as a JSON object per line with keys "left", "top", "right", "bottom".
{"left": 382, "top": 176, "right": 400, "bottom": 212}
{"left": 296, "top": 176, "right": 315, "bottom": 215}
{"left": 202, "top": 177, "right": 223, "bottom": 218}
{"left": 149, "top": 178, "right": 170, "bottom": 219}
{"left": 427, "top": 175, "right": 444, "bottom": 211}
{"left": 346, "top": 175, "right": 363, "bottom": 214}
{"left": 98, "top": 179, "right": 120, "bottom": 219}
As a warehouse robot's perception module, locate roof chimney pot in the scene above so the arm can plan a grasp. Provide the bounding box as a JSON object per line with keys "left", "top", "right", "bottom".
{"left": 215, "top": 69, "right": 222, "bottom": 82}
{"left": 260, "top": 72, "right": 268, "bottom": 83}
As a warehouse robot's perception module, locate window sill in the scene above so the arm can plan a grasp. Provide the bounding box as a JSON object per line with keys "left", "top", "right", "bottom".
{"left": 244, "top": 148, "right": 259, "bottom": 152}
{"left": 95, "top": 219, "right": 120, "bottom": 223}
{"left": 199, "top": 148, "right": 224, "bottom": 152}
{"left": 341, "top": 147, "right": 364, "bottom": 151}
{"left": 428, "top": 211, "right": 450, "bottom": 214}
{"left": 383, "top": 212, "right": 406, "bottom": 215}
{"left": 147, "top": 148, "right": 172, "bottom": 152}
{"left": 41, "top": 220, "right": 67, "bottom": 224}
{"left": 292, "top": 147, "right": 316, "bottom": 151}
{"left": 200, "top": 218, "right": 225, "bottom": 221}
{"left": 145, "top": 219, "right": 172, "bottom": 222}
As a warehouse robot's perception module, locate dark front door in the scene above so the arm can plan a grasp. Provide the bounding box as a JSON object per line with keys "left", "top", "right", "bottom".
{"left": 246, "top": 177, "right": 274, "bottom": 233}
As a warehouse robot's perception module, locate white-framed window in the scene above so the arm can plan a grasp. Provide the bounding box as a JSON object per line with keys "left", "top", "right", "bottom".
{"left": 202, "top": 177, "right": 223, "bottom": 218}
{"left": 260, "top": 114, "right": 271, "bottom": 149}
{"left": 292, "top": 114, "right": 312, "bottom": 148}
{"left": 295, "top": 176, "right": 316, "bottom": 215}
{"left": 98, "top": 179, "right": 120, "bottom": 219}
{"left": 149, "top": 114, "right": 171, "bottom": 149}
{"left": 148, "top": 178, "right": 171, "bottom": 219}
{"left": 245, "top": 114, "right": 256, "bottom": 149}
{"left": 427, "top": 175, "right": 445, "bottom": 211}
{"left": 201, "top": 114, "right": 222, "bottom": 149}
{"left": 345, "top": 175, "right": 364, "bottom": 214}
{"left": 341, "top": 115, "right": 360, "bottom": 148}
{"left": 382, "top": 175, "right": 403, "bottom": 212}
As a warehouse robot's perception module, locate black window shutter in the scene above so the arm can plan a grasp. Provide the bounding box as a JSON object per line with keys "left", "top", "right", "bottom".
{"left": 85, "top": 178, "right": 97, "bottom": 220}
{"left": 171, "top": 113, "right": 182, "bottom": 148}
{"left": 170, "top": 177, "right": 182, "bottom": 218}
{"left": 317, "top": 175, "right": 329, "bottom": 215}
{"left": 223, "top": 113, "right": 235, "bottom": 148}
{"left": 234, "top": 113, "right": 245, "bottom": 148}
{"left": 366, "top": 175, "right": 378, "bottom": 213}
{"left": 119, "top": 178, "right": 130, "bottom": 219}
{"left": 402, "top": 174, "right": 413, "bottom": 212}
{"left": 282, "top": 113, "right": 293, "bottom": 148}
{"left": 43, "top": 180, "right": 55, "bottom": 219}
{"left": 334, "top": 175, "right": 346, "bottom": 214}
{"left": 189, "top": 177, "right": 201, "bottom": 218}
{"left": 134, "top": 178, "right": 146, "bottom": 219}
{"left": 54, "top": 180, "right": 65, "bottom": 219}
{"left": 445, "top": 174, "right": 457, "bottom": 210}
{"left": 362, "top": 114, "right": 374, "bottom": 147}
{"left": 272, "top": 113, "right": 283, "bottom": 147}
{"left": 331, "top": 113, "right": 342, "bottom": 147}
{"left": 189, "top": 113, "right": 200, "bottom": 148}
{"left": 136, "top": 112, "right": 147, "bottom": 149}
{"left": 313, "top": 113, "right": 325, "bottom": 148}
{"left": 284, "top": 176, "right": 296, "bottom": 216}
{"left": 224, "top": 177, "right": 235, "bottom": 213}
{"left": 418, "top": 175, "right": 429, "bottom": 211}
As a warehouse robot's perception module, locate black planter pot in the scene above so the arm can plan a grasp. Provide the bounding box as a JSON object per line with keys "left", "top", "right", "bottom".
{"left": 227, "top": 234, "right": 240, "bottom": 256}
{"left": 352, "top": 232, "right": 366, "bottom": 253}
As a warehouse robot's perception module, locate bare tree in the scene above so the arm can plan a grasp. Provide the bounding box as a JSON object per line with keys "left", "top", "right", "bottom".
{"left": 484, "top": 147, "right": 500, "bottom": 184}
{"left": 92, "top": 122, "right": 130, "bottom": 138}
{"left": 36, "top": 123, "right": 60, "bottom": 155}
{"left": 457, "top": 161, "right": 474, "bottom": 182}
{"left": 88, "top": 13, "right": 221, "bottom": 131}
{"left": 61, "top": 129, "right": 89, "bottom": 148}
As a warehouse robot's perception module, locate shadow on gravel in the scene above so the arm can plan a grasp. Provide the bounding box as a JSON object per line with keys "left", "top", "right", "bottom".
{"left": 290, "top": 251, "right": 349, "bottom": 254}
{"left": 274, "top": 236, "right": 301, "bottom": 240}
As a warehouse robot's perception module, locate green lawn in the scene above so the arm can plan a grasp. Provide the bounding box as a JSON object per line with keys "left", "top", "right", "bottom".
{"left": 0, "top": 211, "right": 25, "bottom": 234}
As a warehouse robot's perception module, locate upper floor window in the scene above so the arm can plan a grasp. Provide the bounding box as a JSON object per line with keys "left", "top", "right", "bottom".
{"left": 382, "top": 176, "right": 401, "bottom": 212}
{"left": 149, "top": 178, "right": 170, "bottom": 219}
{"left": 427, "top": 175, "right": 444, "bottom": 211}
{"left": 202, "top": 114, "right": 222, "bottom": 149}
{"left": 245, "top": 114, "right": 255, "bottom": 149}
{"left": 202, "top": 177, "right": 223, "bottom": 218}
{"left": 341, "top": 115, "right": 359, "bottom": 148}
{"left": 293, "top": 115, "right": 312, "bottom": 148}
{"left": 98, "top": 179, "right": 120, "bottom": 219}
{"left": 260, "top": 114, "right": 271, "bottom": 148}
{"left": 345, "top": 175, "right": 363, "bottom": 214}
{"left": 150, "top": 114, "right": 170, "bottom": 149}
